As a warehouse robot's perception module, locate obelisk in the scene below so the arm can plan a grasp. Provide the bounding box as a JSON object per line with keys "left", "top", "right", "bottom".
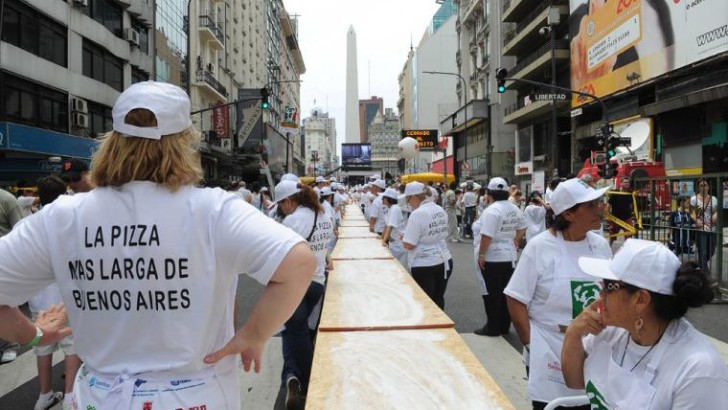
{"left": 345, "top": 26, "right": 360, "bottom": 143}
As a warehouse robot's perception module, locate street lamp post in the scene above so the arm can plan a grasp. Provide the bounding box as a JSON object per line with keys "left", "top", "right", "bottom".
{"left": 423, "top": 70, "right": 468, "bottom": 181}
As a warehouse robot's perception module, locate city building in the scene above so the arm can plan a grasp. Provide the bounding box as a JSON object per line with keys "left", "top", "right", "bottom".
{"left": 0, "top": 0, "right": 154, "bottom": 185}
{"left": 368, "top": 108, "right": 401, "bottom": 178}
{"left": 302, "top": 108, "right": 337, "bottom": 176}
{"left": 358, "top": 96, "right": 383, "bottom": 143}
{"left": 568, "top": 1, "right": 728, "bottom": 177}
{"left": 397, "top": 1, "right": 460, "bottom": 175}
{"left": 186, "top": 0, "right": 304, "bottom": 183}
{"left": 500, "top": 0, "right": 570, "bottom": 190}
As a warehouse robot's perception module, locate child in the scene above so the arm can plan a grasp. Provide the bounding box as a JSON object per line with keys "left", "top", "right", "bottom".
{"left": 669, "top": 196, "right": 694, "bottom": 256}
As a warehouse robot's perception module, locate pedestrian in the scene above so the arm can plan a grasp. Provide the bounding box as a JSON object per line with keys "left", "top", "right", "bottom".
{"left": 562, "top": 239, "right": 728, "bottom": 409}
{"left": 0, "top": 187, "right": 23, "bottom": 365}
{"left": 690, "top": 178, "right": 718, "bottom": 272}
{"left": 16, "top": 184, "right": 39, "bottom": 217}
{"left": 380, "top": 188, "right": 407, "bottom": 267}
{"left": 455, "top": 188, "right": 464, "bottom": 236}
{"left": 504, "top": 178, "right": 611, "bottom": 410}
{"left": 474, "top": 177, "right": 526, "bottom": 337}
{"left": 444, "top": 182, "right": 461, "bottom": 243}
{"left": 668, "top": 196, "right": 694, "bottom": 256}
{"left": 27, "top": 175, "right": 82, "bottom": 410}
{"left": 523, "top": 191, "right": 549, "bottom": 243}
{"left": 368, "top": 179, "right": 388, "bottom": 235}
{"left": 273, "top": 180, "right": 334, "bottom": 409}
{"left": 607, "top": 177, "right": 636, "bottom": 245}
{"left": 462, "top": 183, "right": 478, "bottom": 239}
{"left": 60, "top": 158, "right": 93, "bottom": 194}
{"left": 402, "top": 182, "right": 452, "bottom": 309}
{"left": 0, "top": 81, "right": 316, "bottom": 409}
{"left": 476, "top": 187, "right": 488, "bottom": 217}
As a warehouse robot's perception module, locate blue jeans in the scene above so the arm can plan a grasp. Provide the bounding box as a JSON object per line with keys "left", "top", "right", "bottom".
{"left": 281, "top": 281, "right": 324, "bottom": 393}
{"left": 463, "top": 207, "right": 476, "bottom": 237}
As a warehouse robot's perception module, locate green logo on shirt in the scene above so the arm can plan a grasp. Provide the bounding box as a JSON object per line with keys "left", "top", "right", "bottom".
{"left": 571, "top": 280, "right": 600, "bottom": 318}
{"left": 586, "top": 380, "right": 609, "bottom": 410}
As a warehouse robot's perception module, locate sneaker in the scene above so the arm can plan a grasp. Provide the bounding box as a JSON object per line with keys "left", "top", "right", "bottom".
{"left": 34, "top": 392, "right": 63, "bottom": 410}
{"left": 0, "top": 348, "right": 17, "bottom": 363}
{"left": 285, "top": 375, "right": 302, "bottom": 410}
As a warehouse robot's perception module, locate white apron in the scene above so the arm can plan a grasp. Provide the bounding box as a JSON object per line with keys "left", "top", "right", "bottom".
{"left": 527, "top": 233, "right": 602, "bottom": 403}
{"left": 73, "top": 358, "right": 239, "bottom": 410}
{"left": 583, "top": 332, "right": 670, "bottom": 409}
{"left": 389, "top": 240, "right": 407, "bottom": 267}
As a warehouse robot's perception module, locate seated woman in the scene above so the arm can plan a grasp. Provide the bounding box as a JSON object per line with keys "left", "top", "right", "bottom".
{"left": 562, "top": 239, "right": 728, "bottom": 409}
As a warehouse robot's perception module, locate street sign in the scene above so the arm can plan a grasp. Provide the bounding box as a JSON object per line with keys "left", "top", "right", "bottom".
{"left": 401, "top": 129, "right": 439, "bottom": 149}
{"left": 530, "top": 93, "right": 568, "bottom": 101}
{"left": 238, "top": 106, "right": 262, "bottom": 146}
{"left": 570, "top": 108, "right": 583, "bottom": 117}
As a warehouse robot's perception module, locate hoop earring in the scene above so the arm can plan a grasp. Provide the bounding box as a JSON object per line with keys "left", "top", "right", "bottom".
{"left": 634, "top": 315, "right": 644, "bottom": 343}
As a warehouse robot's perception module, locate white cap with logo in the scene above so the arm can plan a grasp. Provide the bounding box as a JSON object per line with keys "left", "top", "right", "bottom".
{"left": 320, "top": 186, "right": 334, "bottom": 197}
{"left": 550, "top": 178, "right": 611, "bottom": 215}
{"left": 112, "top": 81, "right": 192, "bottom": 140}
{"left": 579, "top": 239, "right": 681, "bottom": 295}
{"left": 487, "top": 177, "right": 509, "bottom": 192}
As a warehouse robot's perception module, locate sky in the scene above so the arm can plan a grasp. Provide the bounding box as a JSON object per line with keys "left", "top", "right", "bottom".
{"left": 283, "top": 0, "right": 442, "bottom": 158}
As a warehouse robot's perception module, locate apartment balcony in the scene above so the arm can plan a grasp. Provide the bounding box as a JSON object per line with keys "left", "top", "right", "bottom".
{"left": 502, "top": 4, "right": 568, "bottom": 57}
{"left": 199, "top": 15, "right": 224, "bottom": 50}
{"left": 503, "top": 97, "right": 568, "bottom": 125}
{"left": 462, "top": 0, "right": 483, "bottom": 24}
{"left": 195, "top": 69, "right": 228, "bottom": 100}
{"left": 476, "top": 20, "right": 489, "bottom": 42}
{"left": 502, "top": 0, "right": 547, "bottom": 23}
{"left": 508, "top": 40, "right": 570, "bottom": 84}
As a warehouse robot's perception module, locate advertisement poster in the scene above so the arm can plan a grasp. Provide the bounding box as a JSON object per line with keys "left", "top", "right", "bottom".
{"left": 671, "top": 180, "right": 695, "bottom": 197}
{"left": 532, "top": 171, "right": 546, "bottom": 195}
{"left": 569, "top": 0, "right": 728, "bottom": 106}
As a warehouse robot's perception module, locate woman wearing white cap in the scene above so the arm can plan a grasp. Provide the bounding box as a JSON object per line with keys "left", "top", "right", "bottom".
{"left": 380, "top": 188, "right": 407, "bottom": 267}
{"left": 0, "top": 82, "right": 316, "bottom": 409}
{"left": 474, "top": 177, "right": 527, "bottom": 337}
{"left": 504, "top": 178, "right": 612, "bottom": 410}
{"left": 368, "top": 179, "right": 388, "bottom": 235}
{"left": 319, "top": 186, "right": 338, "bottom": 253}
{"left": 402, "top": 182, "right": 452, "bottom": 309}
{"left": 273, "top": 180, "right": 334, "bottom": 407}
{"left": 562, "top": 239, "right": 728, "bottom": 409}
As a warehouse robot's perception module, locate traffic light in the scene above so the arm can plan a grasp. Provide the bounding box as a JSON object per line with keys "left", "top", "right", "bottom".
{"left": 260, "top": 87, "right": 270, "bottom": 110}
{"left": 606, "top": 134, "right": 630, "bottom": 158}
{"left": 495, "top": 68, "right": 508, "bottom": 93}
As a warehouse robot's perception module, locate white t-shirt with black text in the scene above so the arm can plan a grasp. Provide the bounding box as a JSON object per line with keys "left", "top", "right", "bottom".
{"left": 0, "top": 181, "right": 304, "bottom": 376}
{"left": 477, "top": 200, "right": 527, "bottom": 262}
{"left": 403, "top": 202, "right": 449, "bottom": 268}
{"left": 370, "top": 194, "right": 388, "bottom": 233}
{"left": 282, "top": 206, "right": 333, "bottom": 284}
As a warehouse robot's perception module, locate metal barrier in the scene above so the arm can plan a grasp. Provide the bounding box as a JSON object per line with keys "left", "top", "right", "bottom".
{"left": 630, "top": 174, "right": 727, "bottom": 300}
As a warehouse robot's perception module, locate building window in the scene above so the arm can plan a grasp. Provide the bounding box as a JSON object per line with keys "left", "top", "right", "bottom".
{"left": 1, "top": 0, "right": 67, "bottom": 67}
{"left": 132, "top": 20, "right": 150, "bottom": 54}
{"left": 83, "top": 0, "right": 123, "bottom": 38}
{"left": 131, "top": 67, "right": 149, "bottom": 84}
{"left": 86, "top": 101, "right": 112, "bottom": 138}
{"left": 0, "top": 72, "right": 68, "bottom": 133}
{"left": 82, "top": 40, "right": 124, "bottom": 91}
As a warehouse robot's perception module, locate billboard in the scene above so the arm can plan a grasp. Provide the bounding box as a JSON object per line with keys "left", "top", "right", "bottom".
{"left": 341, "top": 143, "right": 371, "bottom": 168}
{"left": 569, "top": 0, "right": 728, "bottom": 107}
{"left": 401, "top": 129, "right": 439, "bottom": 149}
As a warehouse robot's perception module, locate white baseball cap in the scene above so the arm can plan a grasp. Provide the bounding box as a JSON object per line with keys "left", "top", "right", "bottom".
{"left": 404, "top": 181, "right": 425, "bottom": 196}
{"left": 315, "top": 176, "right": 326, "bottom": 183}
{"left": 274, "top": 180, "right": 301, "bottom": 203}
{"left": 383, "top": 188, "right": 399, "bottom": 201}
{"left": 579, "top": 239, "right": 681, "bottom": 295}
{"left": 112, "top": 81, "right": 192, "bottom": 140}
{"left": 371, "top": 179, "right": 386, "bottom": 190}
{"left": 487, "top": 177, "right": 509, "bottom": 192}
{"left": 281, "top": 173, "right": 300, "bottom": 183}
{"left": 320, "top": 186, "right": 334, "bottom": 197}
{"left": 550, "top": 178, "right": 611, "bottom": 215}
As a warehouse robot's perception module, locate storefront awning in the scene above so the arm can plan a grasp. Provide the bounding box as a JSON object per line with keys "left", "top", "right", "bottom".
{"left": 0, "top": 122, "right": 99, "bottom": 159}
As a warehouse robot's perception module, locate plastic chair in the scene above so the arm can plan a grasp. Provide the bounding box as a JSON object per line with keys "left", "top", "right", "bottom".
{"left": 544, "top": 395, "right": 590, "bottom": 410}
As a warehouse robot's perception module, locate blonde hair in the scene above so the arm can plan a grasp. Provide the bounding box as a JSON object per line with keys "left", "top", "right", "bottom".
{"left": 91, "top": 109, "right": 203, "bottom": 192}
